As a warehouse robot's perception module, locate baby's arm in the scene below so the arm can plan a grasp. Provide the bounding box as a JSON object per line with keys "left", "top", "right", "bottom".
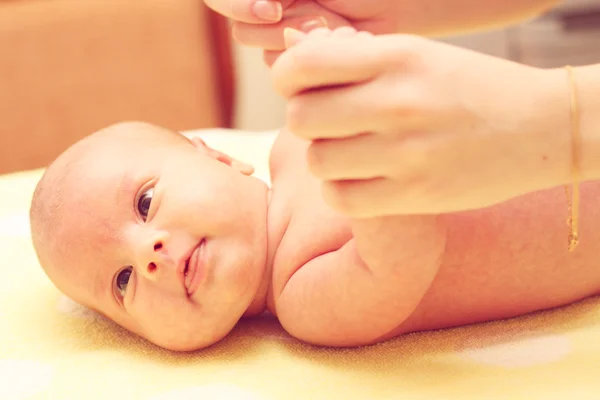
{"left": 275, "top": 215, "right": 446, "bottom": 347}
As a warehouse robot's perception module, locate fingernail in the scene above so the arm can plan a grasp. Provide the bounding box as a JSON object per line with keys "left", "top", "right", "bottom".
{"left": 284, "top": 27, "right": 306, "bottom": 48}
{"left": 252, "top": 1, "right": 282, "bottom": 22}
{"left": 300, "top": 16, "right": 328, "bottom": 33}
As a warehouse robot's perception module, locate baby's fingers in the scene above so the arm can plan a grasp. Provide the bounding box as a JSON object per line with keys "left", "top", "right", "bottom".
{"left": 283, "top": 26, "right": 362, "bottom": 48}
{"left": 265, "top": 26, "right": 363, "bottom": 66}
{"left": 232, "top": 15, "right": 328, "bottom": 50}
{"left": 263, "top": 28, "right": 327, "bottom": 66}
{"left": 284, "top": 26, "right": 334, "bottom": 47}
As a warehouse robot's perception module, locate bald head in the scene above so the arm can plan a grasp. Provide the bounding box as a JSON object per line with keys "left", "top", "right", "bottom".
{"left": 30, "top": 133, "right": 92, "bottom": 301}
{"left": 28, "top": 121, "right": 271, "bottom": 351}
{"left": 29, "top": 121, "right": 190, "bottom": 305}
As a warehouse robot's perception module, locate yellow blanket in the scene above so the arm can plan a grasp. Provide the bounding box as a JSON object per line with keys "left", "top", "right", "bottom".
{"left": 1, "top": 129, "right": 599, "bottom": 400}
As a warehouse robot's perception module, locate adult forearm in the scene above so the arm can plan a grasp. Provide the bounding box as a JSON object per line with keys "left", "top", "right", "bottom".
{"left": 389, "top": 0, "right": 561, "bottom": 36}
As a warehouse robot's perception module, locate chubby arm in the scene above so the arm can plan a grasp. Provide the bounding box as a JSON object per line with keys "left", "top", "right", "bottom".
{"left": 275, "top": 215, "right": 446, "bottom": 347}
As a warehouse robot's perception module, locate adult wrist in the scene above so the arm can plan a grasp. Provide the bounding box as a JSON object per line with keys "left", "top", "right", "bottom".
{"left": 572, "top": 64, "right": 600, "bottom": 182}
{"left": 518, "top": 67, "right": 571, "bottom": 192}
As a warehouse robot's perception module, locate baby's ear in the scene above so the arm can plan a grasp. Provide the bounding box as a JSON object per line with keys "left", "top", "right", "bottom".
{"left": 190, "top": 136, "right": 255, "bottom": 176}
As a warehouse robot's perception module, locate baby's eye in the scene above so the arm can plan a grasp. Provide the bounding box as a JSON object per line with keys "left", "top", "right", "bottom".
{"left": 137, "top": 187, "right": 154, "bottom": 221}
{"left": 115, "top": 266, "right": 133, "bottom": 297}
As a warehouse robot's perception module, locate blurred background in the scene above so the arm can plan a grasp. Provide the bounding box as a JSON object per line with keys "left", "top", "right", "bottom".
{"left": 0, "top": 0, "right": 599, "bottom": 175}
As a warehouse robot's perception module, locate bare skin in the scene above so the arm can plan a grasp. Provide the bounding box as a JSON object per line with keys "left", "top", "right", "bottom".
{"left": 204, "top": 0, "right": 562, "bottom": 64}
{"left": 268, "top": 126, "right": 600, "bottom": 347}
{"left": 270, "top": 27, "right": 600, "bottom": 218}
{"left": 259, "top": 28, "right": 600, "bottom": 347}
{"left": 30, "top": 121, "right": 600, "bottom": 351}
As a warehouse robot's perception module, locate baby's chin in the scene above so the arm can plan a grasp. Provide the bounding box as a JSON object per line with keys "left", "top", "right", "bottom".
{"left": 142, "top": 322, "right": 235, "bottom": 352}
{"left": 134, "top": 302, "right": 249, "bottom": 352}
{"left": 149, "top": 335, "right": 221, "bottom": 352}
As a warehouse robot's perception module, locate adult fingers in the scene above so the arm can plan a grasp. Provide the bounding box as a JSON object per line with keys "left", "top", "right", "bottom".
{"left": 307, "top": 133, "right": 392, "bottom": 180}
{"left": 285, "top": 78, "right": 428, "bottom": 139}
{"left": 231, "top": 16, "right": 327, "bottom": 50}
{"left": 272, "top": 35, "right": 394, "bottom": 98}
{"left": 262, "top": 27, "right": 332, "bottom": 65}
{"left": 320, "top": 178, "right": 399, "bottom": 218}
{"left": 264, "top": 50, "right": 283, "bottom": 66}
{"left": 262, "top": 27, "right": 368, "bottom": 65}
{"left": 204, "top": 0, "right": 294, "bottom": 23}
{"left": 231, "top": 1, "right": 352, "bottom": 49}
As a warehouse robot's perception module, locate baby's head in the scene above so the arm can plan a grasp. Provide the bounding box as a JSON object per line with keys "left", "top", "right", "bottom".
{"left": 30, "top": 122, "right": 270, "bottom": 351}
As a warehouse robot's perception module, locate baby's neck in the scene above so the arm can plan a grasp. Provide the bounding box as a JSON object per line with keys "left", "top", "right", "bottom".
{"left": 243, "top": 261, "right": 273, "bottom": 318}
{"left": 243, "top": 188, "right": 279, "bottom": 317}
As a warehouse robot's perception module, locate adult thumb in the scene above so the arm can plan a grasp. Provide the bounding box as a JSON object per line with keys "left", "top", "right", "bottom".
{"left": 204, "top": 0, "right": 296, "bottom": 23}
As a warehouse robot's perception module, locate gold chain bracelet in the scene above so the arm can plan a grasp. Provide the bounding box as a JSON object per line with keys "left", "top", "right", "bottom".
{"left": 564, "top": 65, "right": 580, "bottom": 252}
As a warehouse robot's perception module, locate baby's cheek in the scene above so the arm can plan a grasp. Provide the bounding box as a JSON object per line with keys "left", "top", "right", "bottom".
{"left": 221, "top": 244, "right": 261, "bottom": 290}
{"left": 133, "top": 291, "right": 185, "bottom": 325}
{"left": 134, "top": 297, "right": 197, "bottom": 345}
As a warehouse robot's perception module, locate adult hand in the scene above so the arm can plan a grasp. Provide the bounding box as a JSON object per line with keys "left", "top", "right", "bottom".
{"left": 203, "top": 0, "right": 397, "bottom": 65}
{"left": 272, "top": 28, "right": 570, "bottom": 217}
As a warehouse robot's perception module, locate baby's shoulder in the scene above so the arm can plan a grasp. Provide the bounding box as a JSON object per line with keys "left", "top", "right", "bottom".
{"left": 269, "top": 182, "right": 353, "bottom": 294}
{"left": 267, "top": 128, "right": 354, "bottom": 291}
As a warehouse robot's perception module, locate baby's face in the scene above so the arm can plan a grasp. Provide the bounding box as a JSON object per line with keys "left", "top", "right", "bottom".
{"left": 37, "top": 123, "right": 269, "bottom": 350}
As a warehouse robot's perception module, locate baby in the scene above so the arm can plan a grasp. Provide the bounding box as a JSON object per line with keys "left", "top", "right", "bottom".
{"left": 30, "top": 121, "right": 600, "bottom": 351}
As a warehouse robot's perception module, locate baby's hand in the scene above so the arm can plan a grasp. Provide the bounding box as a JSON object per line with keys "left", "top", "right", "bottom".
{"left": 283, "top": 26, "right": 371, "bottom": 48}
{"left": 204, "top": 0, "right": 399, "bottom": 66}
{"left": 272, "top": 28, "right": 570, "bottom": 217}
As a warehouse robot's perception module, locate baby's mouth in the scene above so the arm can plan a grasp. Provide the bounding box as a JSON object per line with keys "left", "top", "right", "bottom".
{"left": 184, "top": 260, "right": 190, "bottom": 277}
{"left": 183, "top": 239, "right": 205, "bottom": 296}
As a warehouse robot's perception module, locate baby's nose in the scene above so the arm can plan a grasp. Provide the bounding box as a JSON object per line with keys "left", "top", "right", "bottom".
{"left": 136, "top": 232, "right": 171, "bottom": 281}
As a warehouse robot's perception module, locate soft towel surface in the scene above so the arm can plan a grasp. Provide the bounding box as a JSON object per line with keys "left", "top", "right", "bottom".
{"left": 1, "top": 129, "right": 599, "bottom": 400}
